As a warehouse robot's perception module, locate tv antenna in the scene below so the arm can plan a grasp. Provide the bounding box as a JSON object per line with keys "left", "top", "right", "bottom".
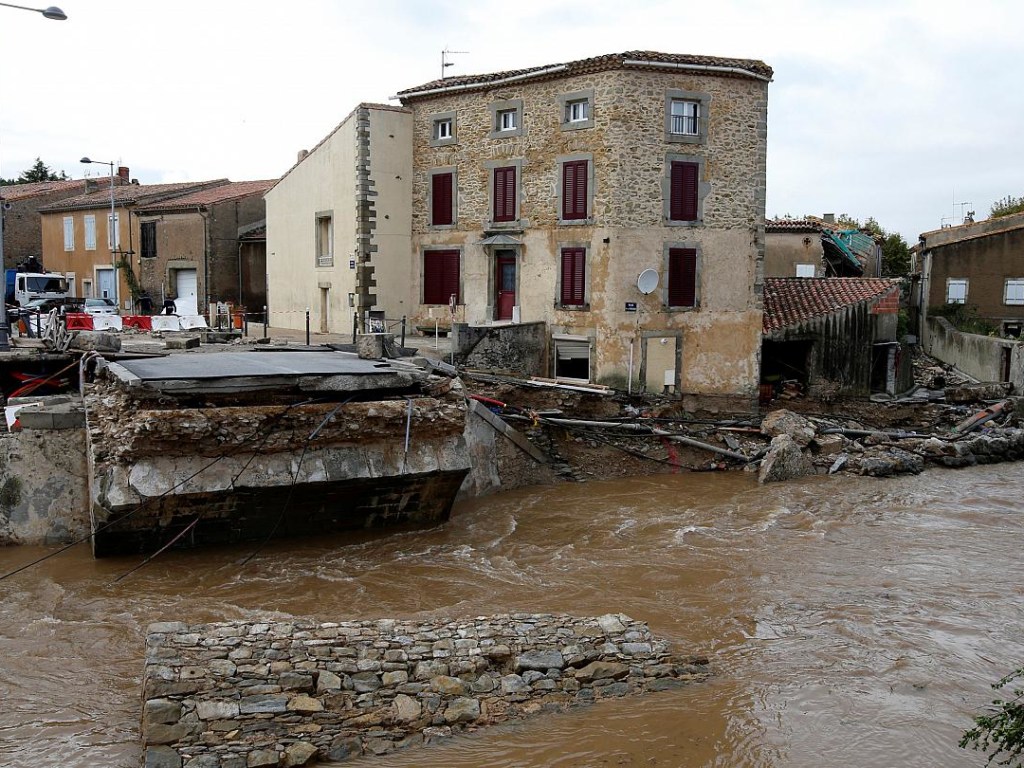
{"left": 441, "top": 47, "right": 468, "bottom": 79}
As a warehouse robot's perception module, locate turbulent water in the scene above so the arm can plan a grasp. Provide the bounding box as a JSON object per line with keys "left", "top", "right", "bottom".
{"left": 1, "top": 465, "right": 1021, "bottom": 768}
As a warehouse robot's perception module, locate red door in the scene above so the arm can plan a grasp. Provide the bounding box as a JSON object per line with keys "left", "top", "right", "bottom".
{"left": 496, "top": 253, "right": 516, "bottom": 320}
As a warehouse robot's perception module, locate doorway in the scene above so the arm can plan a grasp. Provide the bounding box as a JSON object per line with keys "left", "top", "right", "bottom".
{"left": 495, "top": 250, "right": 516, "bottom": 321}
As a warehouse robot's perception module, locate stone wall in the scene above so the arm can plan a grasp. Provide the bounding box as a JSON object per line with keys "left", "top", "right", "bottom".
{"left": 142, "top": 613, "right": 708, "bottom": 768}
{"left": 451, "top": 321, "right": 547, "bottom": 377}
{"left": 926, "top": 316, "right": 1023, "bottom": 389}
{"left": 0, "top": 396, "right": 89, "bottom": 545}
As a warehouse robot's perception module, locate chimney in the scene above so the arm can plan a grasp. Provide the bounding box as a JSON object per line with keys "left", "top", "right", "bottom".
{"left": 85, "top": 178, "right": 98, "bottom": 193}
{"left": 118, "top": 166, "right": 130, "bottom": 182}
{"left": 823, "top": 213, "right": 835, "bottom": 224}
{"left": 297, "top": 149, "right": 309, "bottom": 163}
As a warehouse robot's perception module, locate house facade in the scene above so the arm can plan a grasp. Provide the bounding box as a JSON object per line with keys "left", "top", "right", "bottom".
{"left": 396, "top": 51, "right": 772, "bottom": 401}
{"left": 40, "top": 174, "right": 228, "bottom": 309}
{"left": 265, "top": 104, "right": 413, "bottom": 335}
{"left": 0, "top": 179, "right": 91, "bottom": 271}
{"left": 133, "top": 180, "right": 274, "bottom": 314}
{"left": 914, "top": 212, "right": 1024, "bottom": 340}
{"left": 765, "top": 216, "right": 882, "bottom": 279}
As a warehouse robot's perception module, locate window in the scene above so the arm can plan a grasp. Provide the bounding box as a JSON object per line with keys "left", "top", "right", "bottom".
{"left": 667, "top": 246, "right": 699, "bottom": 308}
{"left": 560, "top": 247, "right": 586, "bottom": 307}
{"left": 796, "top": 263, "right": 816, "bottom": 278}
{"left": 1005, "top": 279, "right": 1024, "bottom": 305}
{"left": 670, "top": 99, "right": 699, "bottom": 136}
{"left": 489, "top": 99, "right": 523, "bottom": 138}
{"left": 430, "top": 171, "right": 455, "bottom": 227}
{"left": 558, "top": 89, "right": 594, "bottom": 132}
{"left": 423, "top": 249, "right": 460, "bottom": 305}
{"left": 63, "top": 216, "right": 74, "bottom": 251}
{"left": 84, "top": 215, "right": 96, "bottom": 251}
{"left": 668, "top": 160, "right": 699, "bottom": 222}
{"left": 430, "top": 112, "right": 457, "bottom": 146}
{"left": 665, "top": 89, "right": 710, "bottom": 144}
{"left": 553, "top": 335, "right": 591, "bottom": 381}
{"left": 107, "top": 212, "right": 120, "bottom": 250}
{"left": 140, "top": 221, "right": 157, "bottom": 258}
{"left": 493, "top": 166, "right": 517, "bottom": 223}
{"left": 946, "top": 278, "right": 967, "bottom": 304}
{"left": 316, "top": 212, "right": 333, "bottom": 267}
{"left": 561, "top": 160, "right": 589, "bottom": 221}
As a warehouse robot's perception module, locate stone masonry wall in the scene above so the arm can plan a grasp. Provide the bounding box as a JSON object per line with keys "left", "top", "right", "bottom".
{"left": 142, "top": 613, "right": 709, "bottom": 768}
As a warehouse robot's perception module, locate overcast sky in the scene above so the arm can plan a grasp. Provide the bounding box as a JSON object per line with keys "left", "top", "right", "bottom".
{"left": 1, "top": 0, "right": 1019, "bottom": 241}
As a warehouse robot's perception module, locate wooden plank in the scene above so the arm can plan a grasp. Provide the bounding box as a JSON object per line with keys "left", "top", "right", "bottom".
{"left": 469, "top": 399, "right": 550, "bottom": 464}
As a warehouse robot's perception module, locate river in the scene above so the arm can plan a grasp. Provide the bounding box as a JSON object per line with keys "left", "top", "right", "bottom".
{"left": 0, "top": 464, "right": 1021, "bottom": 767}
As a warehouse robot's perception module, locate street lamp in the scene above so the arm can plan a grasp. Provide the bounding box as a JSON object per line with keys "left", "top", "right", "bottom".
{"left": 80, "top": 157, "right": 119, "bottom": 306}
{"left": 0, "top": 2, "right": 67, "bottom": 351}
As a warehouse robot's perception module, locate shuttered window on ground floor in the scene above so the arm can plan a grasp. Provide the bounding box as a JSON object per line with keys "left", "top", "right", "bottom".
{"left": 423, "top": 250, "right": 460, "bottom": 305}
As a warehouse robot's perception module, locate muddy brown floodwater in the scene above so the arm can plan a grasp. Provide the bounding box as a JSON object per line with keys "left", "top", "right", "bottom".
{"left": 1, "top": 464, "right": 1022, "bottom": 767}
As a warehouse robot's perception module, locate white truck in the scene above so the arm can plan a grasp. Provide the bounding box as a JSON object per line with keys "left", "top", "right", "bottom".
{"left": 5, "top": 269, "right": 69, "bottom": 307}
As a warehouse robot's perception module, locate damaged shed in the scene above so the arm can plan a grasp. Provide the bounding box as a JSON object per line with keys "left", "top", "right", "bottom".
{"left": 761, "top": 278, "right": 911, "bottom": 400}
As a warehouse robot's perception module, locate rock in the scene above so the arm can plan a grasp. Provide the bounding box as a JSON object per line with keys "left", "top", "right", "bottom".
{"left": 195, "top": 700, "right": 240, "bottom": 720}
{"left": 597, "top": 614, "right": 627, "bottom": 635}
{"left": 287, "top": 694, "right": 324, "bottom": 713}
{"left": 758, "top": 434, "right": 812, "bottom": 483}
{"left": 145, "top": 746, "right": 183, "bottom": 768}
{"left": 69, "top": 330, "right": 121, "bottom": 352}
{"left": 279, "top": 672, "right": 313, "bottom": 690}
{"left": 810, "top": 434, "right": 845, "bottom": 455}
{"left": 945, "top": 382, "right": 1012, "bottom": 403}
{"left": 184, "top": 756, "right": 219, "bottom": 768}
{"left": 413, "top": 660, "right": 449, "bottom": 680}
{"left": 164, "top": 336, "right": 201, "bottom": 350}
{"left": 316, "top": 670, "right": 343, "bottom": 692}
{"left": 620, "top": 642, "right": 652, "bottom": 657}
{"left": 431, "top": 675, "right": 468, "bottom": 695}
{"left": 760, "top": 409, "right": 816, "bottom": 447}
{"left": 142, "top": 722, "right": 186, "bottom": 746}
{"left": 827, "top": 454, "right": 848, "bottom": 475}
{"left": 239, "top": 694, "right": 288, "bottom": 714}
{"left": 575, "top": 661, "right": 629, "bottom": 683}
{"left": 351, "top": 671, "right": 382, "bottom": 692}
{"left": 209, "top": 659, "right": 237, "bottom": 676}
{"left": 471, "top": 674, "right": 496, "bottom": 693}
{"left": 515, "top": 649, "right": 565, "bottom": 671}
{"left": 500, "top": 674, "right": 529, "bottom": 694}
{"left": 444, "top": 697, "right": 481, "bottom": 724}
{"left": 859, "top": 448, "right": 924, "bottom": 477}
{"left": 144, "top": 698, "right": 181, "bottom": 725}
{"left": 381, "top": 670, "right": 408, "bottom": 686}
{"left": 283, "top": 742, "right": 319, "bottom": 767}
{"left": 327, "top": 736, "right": 362, "bottom": 761}
{"left": 482, "top": 644, "right": 512, "bottom": 660}
{"left": 393, "top": 693, "right": 422, "bottom": 722}
{"left": 247, "top": 749, "right": 279, "bottom": 767}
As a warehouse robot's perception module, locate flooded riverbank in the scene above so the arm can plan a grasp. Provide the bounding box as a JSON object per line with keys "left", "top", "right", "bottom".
{"left": 1, "top": 465, "right": 1021, "bottom": 767}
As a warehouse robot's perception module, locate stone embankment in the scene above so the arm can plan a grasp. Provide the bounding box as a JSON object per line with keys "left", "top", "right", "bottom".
{"left": 142, "top": 613, "right": 708, "bottom": 768}
{"left": 758, "top": 406, "right": 1024, "bottom": 482}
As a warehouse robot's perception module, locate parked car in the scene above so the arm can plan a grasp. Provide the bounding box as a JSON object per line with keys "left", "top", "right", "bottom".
{"left": 84, "top": 297, "right": 118, "bottom": 316}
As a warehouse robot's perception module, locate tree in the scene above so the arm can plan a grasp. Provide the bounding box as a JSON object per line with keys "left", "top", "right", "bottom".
{"left": 961, "top": 667, "right": 1024, "bottom": 766}
{"left": 881, "top": 232, "right": 911, "bottom": 277}
{"left": 1, "top": 158, "right": 68, "bottom": 185}
{"left": 991, "top": 195, "right": 1024, "bottom": 219}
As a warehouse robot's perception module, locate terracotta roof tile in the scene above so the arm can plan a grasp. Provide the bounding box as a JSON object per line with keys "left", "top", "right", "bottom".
{"left": 398, "top": 50, "right": 773, "bottom": 100}
{"left": 765, "top": 218, "right": 828, "bottom": 233}
{"left": 39, "top": 180, "right": 231, "bottom": 212}
{"left": 135, "top": 180, "right": 276, "bottom": 212}
{"left": 763, "top": 277, "right": 900, "bottom": 333}
{"left": 0, "top": 178, "right": 89, "bottom": 201}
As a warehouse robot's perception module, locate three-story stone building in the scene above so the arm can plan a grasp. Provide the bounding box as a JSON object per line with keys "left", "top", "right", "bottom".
{"left": 396, "top": 50, "right": 772, "bottom": 404}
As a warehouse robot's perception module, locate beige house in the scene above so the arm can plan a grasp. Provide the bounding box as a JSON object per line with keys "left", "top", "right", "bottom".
{"left": 265, "top": 104, "right": 412, "bottom": 335}
{"left": 396, "top": 51, "right": 772, "bottom": 403}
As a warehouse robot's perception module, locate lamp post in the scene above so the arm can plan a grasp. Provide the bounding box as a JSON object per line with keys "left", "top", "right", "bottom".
{"left": 80, "top": 157, "right": 118, "bottom": 306}
{"left": 0, "top": 2, "right": 66, "bottom": 351}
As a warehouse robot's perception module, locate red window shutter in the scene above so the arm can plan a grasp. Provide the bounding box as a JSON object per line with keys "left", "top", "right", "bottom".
{"left": 493, "top": 166, "right": 516, "bottom": 222}
{"left": 670, "top": 161, "right": 699, "bottom": 221}
{"left": 562, "top": 160, "right": 588, "bottom": 220}
{"left": 668, "top": 247, "right": 697, "bottom": 307}
{"left": 431, "top": 172, "right": 453, "bottom": 226}
{"left": 560, "top": 248, "right": 586, "bottom": 306}
{"left": 424, "top": 250, "right": 460, "bottom": 304}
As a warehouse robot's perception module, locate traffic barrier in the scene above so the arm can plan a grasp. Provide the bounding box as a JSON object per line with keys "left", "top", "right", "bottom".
{"left": 150, "top": 315, "right": 180, "bottom": 333}
{"left": 92, "top": 315, "right": 123, "bottom": 332}
{"left": 122, "top": 315, "right": 153, "bottom": 331}
{"left": 65, "top": 313, "right": 93, "bottom": 330}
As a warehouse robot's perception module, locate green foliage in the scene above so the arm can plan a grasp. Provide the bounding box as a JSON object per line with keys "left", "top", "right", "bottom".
{"left": 961, "top": 667, "right": 1024, "bottom": 766}
{"left": 931, "top": 302, "right": 999, "bottom": 336}
{"left": 2, "top": 157, "right": 67, "bottom": 185}
{"left": 881, "top": 232, "right": 912, "bottom": 277}
{"left": 991, "top": 195, "right": 1024, "bottom": 219}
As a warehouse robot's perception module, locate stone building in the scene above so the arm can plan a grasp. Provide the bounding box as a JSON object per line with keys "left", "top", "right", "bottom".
{"left": 0, "top": 179, "right": 91, "bottom": 271}
{"left": 765, "top": 216, "right": 883, "bottom": 279}
{"left": 133, "top": 179, "right": 274, "bottom": 313}
{"left": 265, "top": 104, "right": 412, "bottom": 335}
{"left": 396, "top": 51, "right": 772, "bottom": 404}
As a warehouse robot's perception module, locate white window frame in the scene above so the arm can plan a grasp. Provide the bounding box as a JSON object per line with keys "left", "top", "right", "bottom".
{"left": 84, "top": 215, "right": 97, "bottom": 251}
{"left": 567, "top": 99, "right": 589, "bottom": 123}
{"left": 82, "top": 279, "right": 93, "bottom": 298}
{"left": 669, "top": 99, "right": 700, "bottom": 136}
{"left": 796, "top": 263, "right": 816, "bottom": 278}
{"left": 429, "top": 111, "right": 457, "bottom": 147}
{"left": 1005, "top": 278, "right": 1024, "bottom": 305}
{"left": 498, "top": 109, "right": 517, "bottom": 131}
{"left": 946, "top": 278, "right": 968, "bottom": 304}
{"left": 63, "top": 216, "right": 74, "bottom": 251}
{"left": 315, "top": 211, "right": 333, "bottom": 268}
{"left": 435, "top": 118, "right": 452, "bottom": 140}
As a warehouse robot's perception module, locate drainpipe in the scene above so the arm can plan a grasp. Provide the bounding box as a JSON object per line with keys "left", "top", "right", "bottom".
{"left": 198, "top": 206, "right": 209, "bottom": 314}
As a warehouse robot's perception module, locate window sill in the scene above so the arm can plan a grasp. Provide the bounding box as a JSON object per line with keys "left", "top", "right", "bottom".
{"left": 429, "top": 222, "right": 457, "bottom": 230}
{"left": 488, "top": 128, "right": 523, "bottom": 139}
{"left": 560, "top": 120, "right": 594, "bottom": 132}
{"left": 556, "top": 303, "right": 590, "bottom": 311}
{"left": 558, "top": 217, "right": 594, "bottom": 226}
{"left": 666, "top": 133, "right": 706, "bottom": 145}
{"left": 665, "top": 219, "right": 703, "bottom": 227}
{"left": 486, "top": 220, "right": 525, "bottom": 231}
{"left": 429, "top": 137, "right": 457, "bottom": 148}
{"left": 664, "top": 304, "right": 700, "bottom": 312}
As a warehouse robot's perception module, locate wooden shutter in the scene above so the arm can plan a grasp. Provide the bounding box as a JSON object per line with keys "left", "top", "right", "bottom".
{"left": 668, "top": 247, "right": 697, "bottom": 307}
{"left": 560, "top": 248, "right": 586, "bottom": 306}
{"left": 562, "top": 160, "right": 588, "bottom": 220}
{"left": 431, "top": 172, "right": 453, "bottom": 226}
{"left": 424, "top": 250, "right": 460, "bottom": 304}
{"left": 670, "top": 161, "right": 699, "bottom": 221}
{"left": 493, "top": 166, "right": 516, "bottom": 222}
{"left": 141, "top": 222, "right": 157, "bottom": 258}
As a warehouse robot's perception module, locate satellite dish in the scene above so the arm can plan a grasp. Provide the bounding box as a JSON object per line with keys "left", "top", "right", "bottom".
{"left": 637, "top": 269, "right": 659, "bottom": 295}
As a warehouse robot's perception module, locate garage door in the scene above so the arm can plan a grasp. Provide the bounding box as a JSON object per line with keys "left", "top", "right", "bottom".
{"left": 175, "top": 269, "right": 198, "bottom": 315}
